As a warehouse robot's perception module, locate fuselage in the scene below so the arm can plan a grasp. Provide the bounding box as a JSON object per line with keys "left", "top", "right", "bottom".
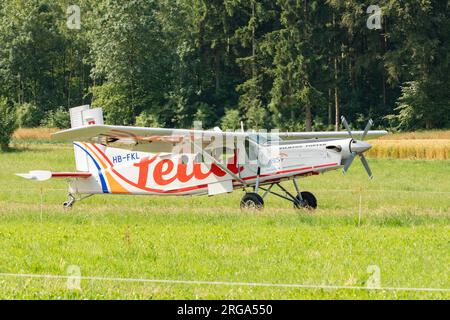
{"left": 68, "top": 137, "right": 363, "bottom": 196}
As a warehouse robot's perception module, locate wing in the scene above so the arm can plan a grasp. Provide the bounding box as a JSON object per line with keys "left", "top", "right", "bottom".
{"left": 274, "top": 131, "right": 387, "bottom": 140}
{"left": 51, "top": 125, "right": 246, "bottom": 143}
{"left": 52, "top": 124, "right": 388, "bottom": 152}
{"left": 52, "top": 125, "right": 203, "bottom": 153}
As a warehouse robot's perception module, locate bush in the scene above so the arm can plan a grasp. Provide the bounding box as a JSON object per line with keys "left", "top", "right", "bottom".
{"left": 388, "top": 81, "right": 450, "bottom": 130}
{"left": 0, "top": 97, "right": 18, "bottom": 151}
{"left": 41, "top": 107, "right": 70, "bottom": 129}
{"left": 135, "top": 110, "right": 161, "bottom": 127}
{"left": 15, "top": 102, "right": 43, "bottom": 128}
{"left": 220, "top": 109, "right": 241, "bottom": 130}
{"left": 193, "top": 102, "right": 216, "bottom": 129}
{"left": 91, "top": 83, "right": 133, "bottom": 125}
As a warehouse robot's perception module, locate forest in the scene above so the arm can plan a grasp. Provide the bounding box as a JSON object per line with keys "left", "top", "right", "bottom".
{"left": 0, "top": 0, "right": 449, "bottom": 136}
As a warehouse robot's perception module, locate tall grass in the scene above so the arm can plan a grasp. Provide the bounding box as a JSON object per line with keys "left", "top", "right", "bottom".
{"left": 379, "top": 130, "right": 450, "bottom": 140}
{"left": 368, "top": 140, "right": 450, "bottom": 160}
{"left": 13, "top": 128, "right": 58, "bottom": 141}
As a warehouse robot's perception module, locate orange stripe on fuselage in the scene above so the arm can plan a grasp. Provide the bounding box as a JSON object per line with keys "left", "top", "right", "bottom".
{"left": 83, "top": 143, "right": 108, "bottom": 169}
{"left": 83, "top": 143, "right": 129, "bottom": 194}
{"left": 104, "top": 171, "right": 129, "bottom": 194}
{"left": 91, "top": 143, "right": 114, "bottom": 167}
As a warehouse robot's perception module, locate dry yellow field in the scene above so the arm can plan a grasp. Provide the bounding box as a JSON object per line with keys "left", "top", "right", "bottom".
{"left": 13, "top": 128, "right": 58, "bottom": 141}
{"left": 367, "top": 130, "right": 450, "bottom": 160}
{"left": 367, "top": 139, "right": 450, "bottom": 160}
{"left": 378, "top": 130, "right": 450, "bottom": 140}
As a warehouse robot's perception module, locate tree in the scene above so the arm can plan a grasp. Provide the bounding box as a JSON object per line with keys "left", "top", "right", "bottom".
{"left": 384, "top": 0, "right": 450, "bottom": 129}
{"left": 231, "top": 0, "right": 271, "bottom": 129}
{"left": 221, "top": 109, "right": 241, "bottom": 130}
{"left": 264, "top": 0, "right": 327, "bottom": 131}
{"left": 0, "top": 1, "right": 66, "bottom": 115}
{"left": 0, "top": 0, "right": 91, "bottom": 125}
{"left": 0, "top": 97, "right": 17, "bottom": 151}
{"left": 0, "top": 0, "right": 449, "bottom": 133}
{"left": 89, "top": 0, "right": 172, "bottom": 125}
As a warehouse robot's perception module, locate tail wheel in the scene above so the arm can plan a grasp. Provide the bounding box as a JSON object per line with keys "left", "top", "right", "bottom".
{"left": 63, "top": 194, "right": 76, "bottom": 209}
{"left": 63, "top": 201, "right": 74, "bottom": 209}
{"left": 240, "top": 193, "right": 264, "bottom": 210}
{"left": 294, "top": 191, "right": 317, "bottom": 210}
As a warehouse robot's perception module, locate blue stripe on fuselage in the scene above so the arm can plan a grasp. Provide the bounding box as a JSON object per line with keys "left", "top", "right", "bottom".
{"left": 73, "top": 143, "right": 109, "bottom": 193}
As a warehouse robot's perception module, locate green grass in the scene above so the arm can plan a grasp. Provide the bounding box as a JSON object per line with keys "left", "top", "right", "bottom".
{"left": 0, "top": 143, "right": 449, "bottom": 299}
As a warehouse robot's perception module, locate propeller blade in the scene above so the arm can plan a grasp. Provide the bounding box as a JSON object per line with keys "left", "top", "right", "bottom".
{"left": 341, "top": 116, "right": 353, "bottom": 139}
{"left": 361, "top": 119, "right": 374, "bottom": 141}
{"left": 359, "top": 154, "right": 373, "bottom": 179}
{"left": 342, "top": 152, "right": 356, "bottom": 173}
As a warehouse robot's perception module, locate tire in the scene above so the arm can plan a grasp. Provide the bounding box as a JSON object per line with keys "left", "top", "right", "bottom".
{"left": 294, "top": 191, "right": 317, "bottom": 210}
{"left": 240, "top": 193, "right": 264, "bottom": 210}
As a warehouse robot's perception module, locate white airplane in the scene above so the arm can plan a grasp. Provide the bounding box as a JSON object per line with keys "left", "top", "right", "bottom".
{"left": 17, "top": 105, "right": 387, "bottom": 209}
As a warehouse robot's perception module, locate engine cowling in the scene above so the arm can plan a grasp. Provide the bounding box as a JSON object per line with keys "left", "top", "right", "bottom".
{"left": 325, "top": 138, "right": 353, "bottom": 160}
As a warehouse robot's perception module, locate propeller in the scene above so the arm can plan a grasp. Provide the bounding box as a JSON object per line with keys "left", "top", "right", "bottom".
{"left": 341, "top": 116, "right": 374, "bottom": 179}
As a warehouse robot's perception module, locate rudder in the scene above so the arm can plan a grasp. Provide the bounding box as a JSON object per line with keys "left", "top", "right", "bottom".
{"left": 69, "top": 105, "right": 104, "bottom": 172}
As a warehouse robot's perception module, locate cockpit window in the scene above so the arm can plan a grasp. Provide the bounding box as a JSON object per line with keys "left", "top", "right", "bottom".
{"left": 248, "top": 134, "right": 283, "bottom": 145}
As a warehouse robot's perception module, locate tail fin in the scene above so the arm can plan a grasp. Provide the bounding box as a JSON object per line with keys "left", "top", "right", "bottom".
{"left": 69, "top": 105, "right": 104, "bottom": 172}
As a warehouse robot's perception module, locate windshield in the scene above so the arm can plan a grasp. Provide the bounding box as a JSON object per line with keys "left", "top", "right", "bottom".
{"left": 248, "top": 133, "right": 283, "bottom": 145}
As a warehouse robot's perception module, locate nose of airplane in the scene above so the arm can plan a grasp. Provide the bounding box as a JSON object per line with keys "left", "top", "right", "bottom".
{"left": 350, "top": 140, "right": 372, "bottom": 154}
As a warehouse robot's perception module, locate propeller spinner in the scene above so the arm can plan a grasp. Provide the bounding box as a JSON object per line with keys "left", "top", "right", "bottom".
{"left": 341, "top": 116, "right": 374, "bottom": 179}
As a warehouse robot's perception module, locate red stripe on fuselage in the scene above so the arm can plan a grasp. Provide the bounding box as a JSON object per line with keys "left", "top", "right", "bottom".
{"left": 86, "top": 143, "right": 338, "bottom": 194}
{"left": 52, "top": 172, "right": 92, "bottom": 178}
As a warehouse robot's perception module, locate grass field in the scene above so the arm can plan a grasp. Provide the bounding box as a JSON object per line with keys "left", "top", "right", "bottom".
{"left": 0, "top": 140, "right": 449, "bottom": 299}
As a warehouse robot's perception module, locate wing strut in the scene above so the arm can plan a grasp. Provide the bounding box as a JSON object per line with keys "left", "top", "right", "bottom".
{"left": 194, "top": 142, "right": 247, "bottom": 187}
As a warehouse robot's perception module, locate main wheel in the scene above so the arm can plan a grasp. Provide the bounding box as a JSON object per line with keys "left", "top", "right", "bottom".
{"left": 240, "top": 193, "right": 264, "bottom": 210}
{"left": 294, "top": 191, "right": 317, "bottom": 210}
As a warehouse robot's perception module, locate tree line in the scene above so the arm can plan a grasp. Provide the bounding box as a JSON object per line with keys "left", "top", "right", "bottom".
{"left": 0, "top": 0, "right": 449, "bottom": 145}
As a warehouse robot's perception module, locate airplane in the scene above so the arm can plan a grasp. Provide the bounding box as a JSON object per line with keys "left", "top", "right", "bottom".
{"left": 17, "top": 105, "right": 387, "bottom": 210}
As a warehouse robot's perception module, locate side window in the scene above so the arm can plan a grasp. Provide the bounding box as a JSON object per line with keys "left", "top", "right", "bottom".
{"left": 181, "top": 155, "right": 189, "bottom": 165}
{"left": 194, "top": 153, "right": 203, "bottom": 164}
{"left": 246, "top": 137, "right": 259, "bottom": 164}
{"left": 245, "top": 138, "right": 251, "bottom": 162}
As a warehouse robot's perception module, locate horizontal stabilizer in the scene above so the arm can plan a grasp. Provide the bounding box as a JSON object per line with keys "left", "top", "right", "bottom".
{"left": 16, "top": 171, "right": 92, "bottom": 181}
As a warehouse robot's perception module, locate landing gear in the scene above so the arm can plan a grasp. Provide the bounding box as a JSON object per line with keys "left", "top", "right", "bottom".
{"left": 240, "top": 193, "right": 264, "bottom": 210}
{"left": 62, "top": 193, "right": 93, "bottom": 209}
{"left": 293, "top": 192, "right": 317, "bottom": 210}
{"left": 63, "top": 194, "right": 76, "bottom": 208}
{"left": 241, "top": 177, "right": 317, "bottom": 211}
